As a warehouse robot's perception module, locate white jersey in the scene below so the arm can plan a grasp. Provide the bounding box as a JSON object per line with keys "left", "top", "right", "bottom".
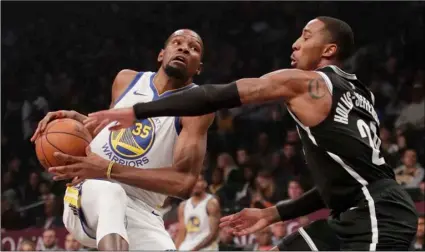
{"left": 90, "top": 71, "right": 196, "bottom": 209}
{"left": 179, "top": 194, "right": 219, "bottom": 251}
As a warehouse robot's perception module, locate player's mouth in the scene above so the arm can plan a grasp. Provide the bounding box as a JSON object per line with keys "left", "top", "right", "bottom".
{"left": 171, "top": 55, "right": 188, "bottom": 66}
{"left": 290, "top": 54, "right": 297, "bottom": 67}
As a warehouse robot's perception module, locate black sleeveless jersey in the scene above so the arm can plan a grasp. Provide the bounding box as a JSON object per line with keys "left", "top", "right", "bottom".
{"left": 289, "top": 65, "right": 395, "bottom": 213}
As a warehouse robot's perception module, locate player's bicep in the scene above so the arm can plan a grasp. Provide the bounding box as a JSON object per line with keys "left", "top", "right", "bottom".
{"left": 236, "top": 69, "right": 329, "bottom": 104}
{"left": 207, "top": 198, "right": 221, "bottom": 231}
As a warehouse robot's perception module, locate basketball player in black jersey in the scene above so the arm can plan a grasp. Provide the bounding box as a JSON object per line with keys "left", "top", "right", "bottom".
{"left": 77, "top": 16, "right": 418, "bottom": 250}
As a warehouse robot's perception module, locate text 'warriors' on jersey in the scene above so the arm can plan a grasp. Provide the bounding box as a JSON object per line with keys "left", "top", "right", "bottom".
{"left": 89, "top": 72, "right": 196, "bottom": 209}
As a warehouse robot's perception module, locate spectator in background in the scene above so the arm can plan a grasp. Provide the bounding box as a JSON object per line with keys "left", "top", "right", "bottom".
{"left": 1, "top": 195, "right": 23, "bottom": 230}
{"left": 22, "top": 172, "right": 41, "bottom": 205}
{"left": 414, "top": 214, "right": 424, "bottom": 251}
{"left": 380, "top": 126, "right": 400, "bottom": 167}
{"left": 252, "top": 227, "right": 273, "bottom": 251}
{"left": 40, "top": 229, "right": 62, "bottom": 251}
{"left": 253, "top": 133, "right": 274, "bottom": 169}
{"left": 38, "top": 198, "right": 63, "bottom": 229}
{"left": 271, "top": 222, "right": 287, "bottom": 246}
{"left": 64, "top": 233, "right": 82, "bottom": 251}
{"left": 1, "top": 171, "right": 19, "bottom": 209}
{"left": 215, "top": 109, "right": 235, "bottom": 152}
{"left": 395, "top": 83, "right": 425, "bottom": 131}
{"left": 208, "top": 168, "right": 224, "bottom": 195}
{"left": 251, "top": 170, "right": 285, "bottom": 208}
{"left": 39, "top": 181, "right": 55, "bottom": 202}
{"left": 395, "top": 149, "right": 425, "bottom": 188}
{"left": 235, "top": 164, "right": 257, "bottom": 207}
{"left": 236, "top": 148, "right": 250, "bottom": 166}
{"left": 18, "top": 239, "right": 36, "bottom": 251}
{"left": 216, "top": 153, "right": 240, "bottom": 184}
{"left": 285, "top": 129, "right": 300, "bottom": 146}
{"left": 287, "top": 179, "right": 304, "bottom": 200}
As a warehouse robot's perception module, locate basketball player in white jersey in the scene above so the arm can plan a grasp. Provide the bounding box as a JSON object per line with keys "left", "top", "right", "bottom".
{"left": 175, "top": 175, "right": 221, "bottom": 251}
{"left": 31, "top": 29, "right": 214, "bottom": 250}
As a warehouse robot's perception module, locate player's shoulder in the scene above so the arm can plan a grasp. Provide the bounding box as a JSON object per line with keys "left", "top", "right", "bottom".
{"left": 115, "top": 69, "right": 144, "bottom": 82}
{"left": 207, "top": 195, "right": 220, "bottom": 207}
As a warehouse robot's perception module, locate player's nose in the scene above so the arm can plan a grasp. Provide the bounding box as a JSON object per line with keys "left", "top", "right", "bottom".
{"left": 292, "top": 38, "right": 301, "bottom": 51}
{"left": 177, "top": 43, "right": 190, "bottom": 54}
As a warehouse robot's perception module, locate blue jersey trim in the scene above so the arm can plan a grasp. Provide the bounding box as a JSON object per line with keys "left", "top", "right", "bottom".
{"left": 113, "top": 71, "right": 144, "bottom": 106}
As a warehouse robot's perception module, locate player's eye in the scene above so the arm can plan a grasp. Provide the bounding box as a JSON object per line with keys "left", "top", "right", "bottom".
{"left": 191, "top": 47, "right": 199, "bottom": 52}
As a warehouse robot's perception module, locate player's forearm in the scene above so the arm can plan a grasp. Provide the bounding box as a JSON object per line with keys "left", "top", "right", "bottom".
{"left": 265, "top": 187, "right": 325, "bottom": 223}
{"left": 175, "top": 231, "right": 186, "bottom": 249}
{"left": 110, "top": 165, "right": 196, "bottom": 199}
{"left": 192, "top": 231, "right": 219, "bottom": 251}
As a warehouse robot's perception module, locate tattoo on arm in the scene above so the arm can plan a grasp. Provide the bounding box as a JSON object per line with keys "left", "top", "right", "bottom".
{"left": 308, "top": 78, "right": 326, "bottom": 99}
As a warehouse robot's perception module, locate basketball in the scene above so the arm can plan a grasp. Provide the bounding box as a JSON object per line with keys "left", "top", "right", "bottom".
{"left": 35, "top": 118, "right": 93, "bottom": 169}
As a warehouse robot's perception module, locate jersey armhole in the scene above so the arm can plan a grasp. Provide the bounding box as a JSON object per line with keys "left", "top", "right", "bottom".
{"left": 113, "top": 72, "right": 144, "bottom": 106}
{"left": 314, "top": 71, "right": 333, "bottom": 95}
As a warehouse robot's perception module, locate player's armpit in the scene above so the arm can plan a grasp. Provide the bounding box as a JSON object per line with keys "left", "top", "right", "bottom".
{"left": 191, "top": 197, "right": 221, "bottom": 251}
{"left": 175, "top": 201, "right": 187, "bottom": 249}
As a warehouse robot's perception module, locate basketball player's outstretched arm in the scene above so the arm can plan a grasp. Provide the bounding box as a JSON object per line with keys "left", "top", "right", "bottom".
{"left": 192, "top": 197, "right": 221, "bottom": 251}
{"left": 128, "top": 69, "right": 330, "bottom": 119}
{"left": 219, "top": 187, "right": 326, "bottom": 237}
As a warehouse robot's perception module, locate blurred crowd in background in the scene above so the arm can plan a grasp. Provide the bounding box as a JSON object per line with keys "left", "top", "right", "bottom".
{"left": 2, "top": 2, "right": 424, "bottom": 251}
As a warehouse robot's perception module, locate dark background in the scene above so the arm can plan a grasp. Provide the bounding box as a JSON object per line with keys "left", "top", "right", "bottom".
{"left": 1, "top": 1, "right": 424, "bottom": 251}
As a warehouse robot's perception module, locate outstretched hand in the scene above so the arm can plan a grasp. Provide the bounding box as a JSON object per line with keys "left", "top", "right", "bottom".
{"left": 84, "top": 107, "right": 136, "bottom": 132}
{"left": 48, "top": 146, "right": 110, "bottom": 186}
{"left": 219, "top": 208, "right": 274, "bottom": 236}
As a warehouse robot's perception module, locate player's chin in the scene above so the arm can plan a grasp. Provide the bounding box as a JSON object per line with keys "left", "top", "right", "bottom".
{"left": 164, "top": 64, "right": 188, "bottom": 80}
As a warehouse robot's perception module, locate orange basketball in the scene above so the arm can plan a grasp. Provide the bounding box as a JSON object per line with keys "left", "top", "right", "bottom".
{"left": 35, "top": 118, "right": 93, "bottom": 170}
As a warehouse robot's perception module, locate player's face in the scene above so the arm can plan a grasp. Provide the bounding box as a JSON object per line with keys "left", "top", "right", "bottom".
{"left": 192, "top": 176, "right": 206, "bottom": 196}
{"left": 158, "top": 30, "right": 203, "bottom": 81}
{"left": 291, "top": 19, "right": 336, "bottom": 70}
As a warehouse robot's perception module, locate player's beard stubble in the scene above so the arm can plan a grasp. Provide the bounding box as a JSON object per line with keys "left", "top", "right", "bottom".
{"left": 164, "top": 64, "right": 188, "bottom": 81}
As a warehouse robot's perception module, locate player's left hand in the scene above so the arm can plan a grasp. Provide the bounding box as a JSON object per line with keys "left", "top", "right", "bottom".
{"left": 85, "top": 107, "right": 136, "bottom": 132}
{"left": 48, "top": 146, "right": 110, "bottom": 186}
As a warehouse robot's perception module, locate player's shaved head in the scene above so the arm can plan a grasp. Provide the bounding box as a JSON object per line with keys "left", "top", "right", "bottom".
{"left": 165, "top": 29, "right": 204, "bottom": 52}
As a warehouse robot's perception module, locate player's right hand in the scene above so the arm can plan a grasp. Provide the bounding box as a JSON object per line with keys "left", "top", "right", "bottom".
{"left": 219, "top": 208, "right": 275, "bottom": 236}
{"left": 30, "top": 110, "right": 87, "bottom": 142}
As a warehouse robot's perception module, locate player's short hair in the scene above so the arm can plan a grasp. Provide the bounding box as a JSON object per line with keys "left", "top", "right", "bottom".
{"left": 317, "top": 16, "right": 354, "bottom": 61}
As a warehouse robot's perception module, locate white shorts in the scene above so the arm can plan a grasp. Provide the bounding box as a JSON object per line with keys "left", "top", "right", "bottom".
{"left": 63, "top": 179, "right": 175, "bottom": 250}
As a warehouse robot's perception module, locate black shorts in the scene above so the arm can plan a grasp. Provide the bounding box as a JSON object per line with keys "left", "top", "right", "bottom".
{"left": 328, "top": 179, "right": 418, "bottom": 251}
{"left": 277, "top": 219, "right": 340, "bottom": 251}
{"left": 278, "top": 179, "right": 418, "bottom": 251}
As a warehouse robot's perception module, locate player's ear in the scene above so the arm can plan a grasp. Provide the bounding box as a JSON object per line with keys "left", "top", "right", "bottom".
{"left": 323, "top": 44, "right": 337, "bottom": 58}
{"left": 157, "top": 49, "right": 165, "bottom": 63}
{"left": 196, "top": 62, "right": 203, "bottom": 75}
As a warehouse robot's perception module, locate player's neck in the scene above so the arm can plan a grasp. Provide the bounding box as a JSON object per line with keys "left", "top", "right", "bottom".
{"left": 154, "top": 68, "right": 193, "bottom": 95}
{"left": 316, "top": 59, "right": 341, "bottom": 70}
{"left": 191, "top": 192, "right": 207, "bottom": 203}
